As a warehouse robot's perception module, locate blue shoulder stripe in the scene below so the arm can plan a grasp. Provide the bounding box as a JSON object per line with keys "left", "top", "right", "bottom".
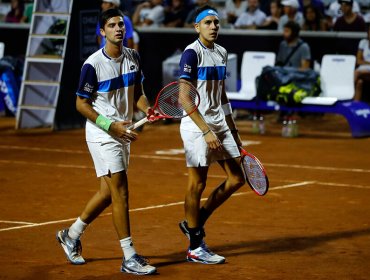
{"left": 98, "top": 71, "right": 140, "bottom": 92}
{"left": 198, "top": 66, "right": 226, "bottom": 81}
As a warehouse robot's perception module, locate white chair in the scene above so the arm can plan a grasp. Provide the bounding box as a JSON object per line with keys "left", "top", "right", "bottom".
{"left": 0, "top": 42, "right": 4, "bottom": 59}
{"left": 227, "top": 51, "right": 276, "bottom": 101}
{"left": 302, "top": 55, "right": 356, "bottom": 105}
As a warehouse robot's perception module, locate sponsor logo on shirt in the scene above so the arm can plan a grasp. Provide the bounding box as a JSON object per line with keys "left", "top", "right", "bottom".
{"left": 130, "top": 65, "right": 135, "bottom": 70}
{"left": 184, "top": 64, "right": 192, "bottom": 73}
{"left": 83, "top": 83, "right": 94, "bottom": 93}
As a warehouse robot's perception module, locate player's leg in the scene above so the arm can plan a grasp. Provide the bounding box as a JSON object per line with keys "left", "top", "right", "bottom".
{"left": 104, "top": 170, "right": 156, "bottom": 275}
{"left": 56, "top": 179, "right": 111, "bottom": 265}
{"left": 200, "top": 157, "right": 245, "bottom": 226}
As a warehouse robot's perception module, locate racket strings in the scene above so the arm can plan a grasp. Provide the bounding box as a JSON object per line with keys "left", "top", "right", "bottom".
{"left": 157, "top": 82, "right": 199, "bottom": 118}
{"left": 242, "top": 156, "right": 267, "bottom": 193}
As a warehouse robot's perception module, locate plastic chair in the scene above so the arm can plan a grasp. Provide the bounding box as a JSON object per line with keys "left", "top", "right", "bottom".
{"left": 0, "top": 42, "right": 4, "bottom": 59}
{"left": 302, "top": 55, "right": 356, "bottom": 105}
{"left": 227, "top": 51, "right": 276, "bottom": 101}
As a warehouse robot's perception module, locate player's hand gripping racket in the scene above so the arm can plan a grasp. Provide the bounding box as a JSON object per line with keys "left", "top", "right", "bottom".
{"left": 129, "top": 80, "right": 200, "bottom": 130}
{"left": 240, "top": 147, "right": 269, "bottom": 196}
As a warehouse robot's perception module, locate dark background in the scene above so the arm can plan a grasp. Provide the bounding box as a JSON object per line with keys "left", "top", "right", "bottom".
{"left": 0, "top": 1, "right": 366, "bottom": 129}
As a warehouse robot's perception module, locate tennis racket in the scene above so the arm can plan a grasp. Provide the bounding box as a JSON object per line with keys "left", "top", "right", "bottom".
{"left": 129, "top": 80, "right": 200, "bottom": 130}
{"left": 240, "top": 147, "right": 269, "bottom": 196}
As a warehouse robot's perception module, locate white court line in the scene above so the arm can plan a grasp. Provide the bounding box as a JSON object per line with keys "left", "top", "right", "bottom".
{"left": 0, "top": 220, "right": 37, "bottom": 225}
{"left": 264, "top": 163, "right": 370, "bottom": 174}
{"left": 0, "top": 181, "right": 313, "bottom": 233}
{"left": 316, "top": 182, "right": 370, "bottom": 189}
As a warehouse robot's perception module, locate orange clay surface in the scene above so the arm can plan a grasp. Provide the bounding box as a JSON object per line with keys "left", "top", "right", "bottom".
{"left": 0, "top": 114, "right": 369, "bottom": 280}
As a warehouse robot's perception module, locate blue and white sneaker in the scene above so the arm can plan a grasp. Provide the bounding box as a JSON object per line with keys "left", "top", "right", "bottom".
{"left": 121, "top": 254, "right": 157, "bottom": 275}
{"left": 56, "top": 229, "right": 85, "bottom": 265}
{"left": 187, "top": 241, "right": 225, "bottom": 264}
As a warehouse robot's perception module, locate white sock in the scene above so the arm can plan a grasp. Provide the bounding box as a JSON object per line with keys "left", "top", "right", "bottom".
{"left": 68, "top": 217, "right": 88, "bottom": 240}
{"left": 120, "top": 237, "right": 137, "bottom": 260}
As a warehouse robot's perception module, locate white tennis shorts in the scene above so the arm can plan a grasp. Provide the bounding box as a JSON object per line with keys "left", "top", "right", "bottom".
{"left": 87, "top": 139, "right": 130, "bottom": 177}
{"left": 180, "top": 129, "right": 240, "bottom": 167}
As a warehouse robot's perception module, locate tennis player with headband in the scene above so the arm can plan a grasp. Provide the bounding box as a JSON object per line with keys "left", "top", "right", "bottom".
{"left": 56, "top": 8, "right": 156, "bottom": 275}
{"left": 178, "top": 5, "right": 246, "bottom": 264}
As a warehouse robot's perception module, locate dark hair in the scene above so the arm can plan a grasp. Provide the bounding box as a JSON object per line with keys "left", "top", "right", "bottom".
{"left": 284, "top": 20, "right": 300, "bottom": 38}
{"left": 99, "top": 8, "right": 124, "bottom": 29}
{"left": 193, "top": 5, "right": 218, "bottom": 22}
{"left": 303, "top": 5, "right": 322, "bottom": 30}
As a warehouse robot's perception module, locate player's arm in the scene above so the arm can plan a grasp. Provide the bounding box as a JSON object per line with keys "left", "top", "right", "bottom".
{"left": 221, "top": 82, "right": 242, "bottom": 147}
{"left": 76, "top": 64, "right": 136, "bottom": 141}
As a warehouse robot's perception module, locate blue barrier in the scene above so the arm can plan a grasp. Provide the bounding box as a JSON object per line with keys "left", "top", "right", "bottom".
{"left": 230, "top": 99, "right": 370, "bottom": 138}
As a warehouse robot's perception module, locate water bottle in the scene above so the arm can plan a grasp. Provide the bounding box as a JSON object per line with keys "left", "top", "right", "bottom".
{"left": 292, "top": 118, "right": 299, "bottom": 137}
{"left": 259, "top": 115, "right": 265, "bottom": 134}
{"left": 282, "top": 117, "right": 288, "bottom": 137}
{"left": 286, "top": 118, "right": 293, "bottom": 137}
{"left": 251, "top": 114, "right": 259, "bottom": 134}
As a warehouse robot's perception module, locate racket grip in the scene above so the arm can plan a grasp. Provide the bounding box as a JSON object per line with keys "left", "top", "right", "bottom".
{"left": 128, "top": 117, "right": 149, "bottom": 130}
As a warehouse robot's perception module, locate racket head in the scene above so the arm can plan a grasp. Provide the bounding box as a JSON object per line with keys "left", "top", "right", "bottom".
{"left": 154, "top": 80, "right": 200, "bottom": 120}
{"left": 240, "top": 147, "right": 269, "bottom": 196}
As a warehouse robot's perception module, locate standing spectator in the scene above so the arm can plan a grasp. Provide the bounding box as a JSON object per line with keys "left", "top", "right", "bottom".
{"left": 224, "top": 0, "right": 248, "bottom": 24}
{"left": 302, "top": 4, "right": 328, "bottom": 31}
{"left": 132, "top": 0, "right": 165, "bottom": 27}
{"left": 354, "top": 25, "right": 370, "bottom": 101}
{"left": 278, "top": 0, "right": 304, "bottom": 30}
{"left": 5, "top": 0, "right": 24, "bottom": 23}
{"left": 260, "top": 0, "right": 282, "bottom": 30}
{"left": 184, "top": 0, "right": 210, "bottom": 27}
{"left": 276, "top": 21, "right": 311, "bottom": 70}
{"left": 234, "top": 0, "right": 267, "bottom": 29}
{"left": 96, "top": 0, "right": 134, "bottom": 49}
{"left": 333, "top": 0, "right": 366, "bottom": 32}
{"left": 163, "top": 0, "right": 189, "bottom": 27}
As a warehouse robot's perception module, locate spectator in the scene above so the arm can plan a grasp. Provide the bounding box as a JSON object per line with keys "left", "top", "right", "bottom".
{"left": 354, "top": 25, "right": 370, "bottom": 101}
{"left": 260, "top": 0, "right": 282, "bottom": 30}
{"left": 224, "top": 0, "right": 248, "bottom": 24}
{"left": 278, "top": 0, "right": 304, "bottom": 30}
{"left": 20, "top": 2, "right": 33, "bottom": 23}
{"left": 300, "top": 0, "right": 325, "bottom": 14}
{"left": 132, "top": 0, "right": 165, "bottom": 27}
{"left": 234, "top": 0, "right": 267, "bottom": 29}
{"left": 5, "top": 0, "right": 24, "bottom": 23}
{"left": 326, "top": 0, "right": 361, "bottom": 27}
{"left": 302, "top": 4, "right": 328, "bottom": 31}
{"left": 163, "top": 0, "right": 189, "bottom": 27}
{"left": 184, "top": 0, "right": 210, "bottom": 27}
{"left": 276, "top": 21, "right": 311, "bottom": 70}
{"left": 333, "top": 0, "right": 366, "bottom": 32}
{"left": 96, "top": 0, "right": 134, "bottom": 49}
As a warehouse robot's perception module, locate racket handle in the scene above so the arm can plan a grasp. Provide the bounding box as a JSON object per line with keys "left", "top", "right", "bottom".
{"left": 129, "top": 117, "right": 149, "bottom": 130}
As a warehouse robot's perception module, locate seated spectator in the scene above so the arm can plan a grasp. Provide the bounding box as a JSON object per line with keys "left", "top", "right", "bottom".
{"left": 234, "top": 0, "right": 267, "bottom": 29}
{"left": 326, "top": 0, "right": 361, "bottom": 28}
{"left": 96, "top": 0, "right": 134, "bottom": 49}
{"left": 20, "top": 2, "right": 33, "bottom": 23}
{"left": 224, "top": 0, "right": 248, "bottom": 24}
{"left": 259, "top": 0, "right": 282, "bottom": 30}
{"left": 301, "top": 0, "right": 325, "bottom": 15}
{"left": 5, "top": 0, "right": 24, "bottom": 23}
{"left": 184, "top": 0, "right": 210, "bottom": 27}
{"left": 132, "top": 0, "right": 165, "bottom": 27}
{"left": 276, "top": 21, "right": 311, "bottom": 70}
{"left": 333, "top": 0, "right": 366, "bottom": 32}
{"left": 163, "top": 0, "right": 189, "bottom": 27}
{"left": 354, "top": 25, "right": 370, "bottom": 101}
{"left": 278, "top": 0, "right": 304, "bottom": 30}
{"left": 302, "top": 4, "right": 328, "bottom": 31}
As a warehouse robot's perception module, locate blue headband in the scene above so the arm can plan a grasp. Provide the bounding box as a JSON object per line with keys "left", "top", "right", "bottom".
{"left": 195, "top": 9, "right": 219, "bottom": 24}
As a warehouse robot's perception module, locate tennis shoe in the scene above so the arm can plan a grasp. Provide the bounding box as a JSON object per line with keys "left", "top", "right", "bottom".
{"left": 179, "top": 220, "right": 205, "bottom": 240}
{"left": 187, "top": 241, "right": 225, "bottom": 264}
{"left": 121, "top": 254, "right": 157, "bottom": 275}
{"left": 56, "top": 229, "right": 85, "bottom": 265}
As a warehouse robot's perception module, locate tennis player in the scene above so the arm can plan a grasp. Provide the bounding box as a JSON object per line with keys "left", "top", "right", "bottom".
{"left": 178, "top": 5, "right": 246, "bottom": 264}
{"left": 56, "top": 9, "right": 156, "bottom": 275}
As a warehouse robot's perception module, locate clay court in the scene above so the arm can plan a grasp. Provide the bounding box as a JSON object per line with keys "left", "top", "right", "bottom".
{"left": 0, "top": 114, "right": 369, "bottom": 280}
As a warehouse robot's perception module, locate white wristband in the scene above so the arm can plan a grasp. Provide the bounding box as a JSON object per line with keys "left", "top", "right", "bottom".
{"left": 221, "top": 103, "right": 233, "bottom": 116}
